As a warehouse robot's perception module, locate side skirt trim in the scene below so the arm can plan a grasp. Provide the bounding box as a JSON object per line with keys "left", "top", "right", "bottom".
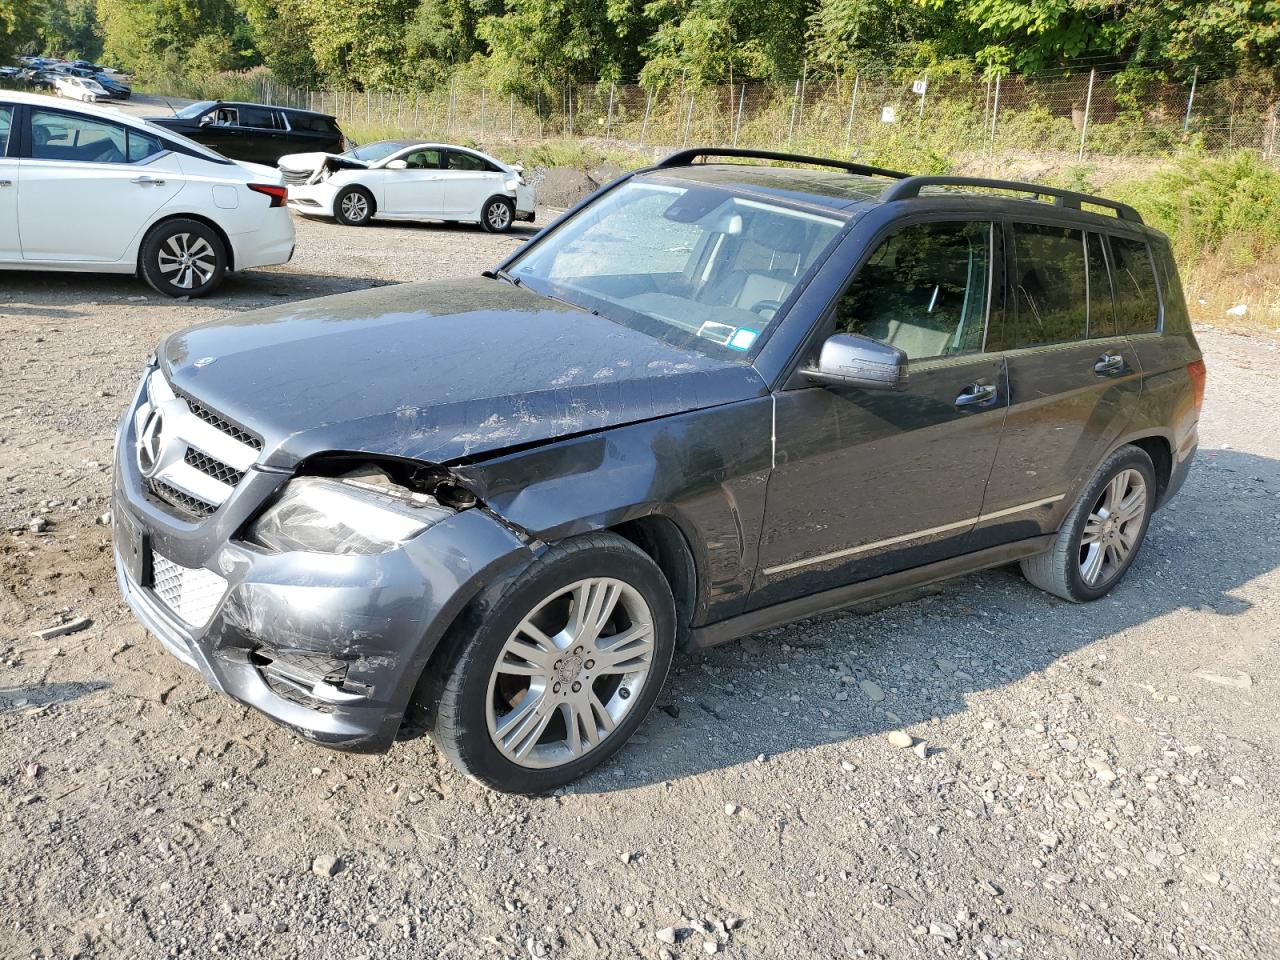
{"left": 689, "top": 533, "right": 1056, "bottom": 649}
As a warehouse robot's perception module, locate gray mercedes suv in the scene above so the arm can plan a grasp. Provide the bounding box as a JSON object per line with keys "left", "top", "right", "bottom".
{"left": 112, "top": 148, "right": 1204, "bottom": 793}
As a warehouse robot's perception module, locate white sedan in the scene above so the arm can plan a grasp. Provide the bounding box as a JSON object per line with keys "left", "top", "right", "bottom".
{"left": 280, "top": 140, "right": 535, "bottom": 232}
{"left": 0, "top": 91, "right": 294, "bottom": 297}
{"left": 54, "top": 74, "right": 110, "bottom": 102}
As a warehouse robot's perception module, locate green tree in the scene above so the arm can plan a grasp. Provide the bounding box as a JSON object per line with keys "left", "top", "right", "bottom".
{"left": 96, "top": 0, "right": 246, "bottom": 74}
{"left": 290, "top": 0, "right": 418, "bottom": 89}
{"left": 639, "top": 0, "right": 811, "bottom": 85}
{"left": 238, "top": 0, "right": 317, "bottom": 85}
{"left": 1, "top": 0, "right": 44, "bottom": 62}
{"left": 41, "top": 0, "right": 105, "bottom": 59}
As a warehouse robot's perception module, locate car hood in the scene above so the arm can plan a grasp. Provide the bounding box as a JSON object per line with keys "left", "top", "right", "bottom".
{"left": 159, "top": 277, "right": 767, "bottom": 468}
{"left": 277, "top": 151, "right": 336, "bottom": 172}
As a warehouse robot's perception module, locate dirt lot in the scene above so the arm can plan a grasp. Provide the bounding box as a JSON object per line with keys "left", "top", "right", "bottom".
{"left": 1, "top": 213, "right": 1279, "bottom": 960}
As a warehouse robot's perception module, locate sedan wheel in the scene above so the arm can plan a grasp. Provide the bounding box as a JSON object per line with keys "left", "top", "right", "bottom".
{"left": 486, "top": 578, "right": 656, "bottom": 768}
{"left": 139, "top": 219, "right": 227, "bottom": 298}
{"left": 481, "top": 197, "right": 514, "bottom": 233}
{"left": 334, "top": 186, "right": 374, "bottom": 226}
{"left": 429, "top": 532, "right": 676, "bottom": 793}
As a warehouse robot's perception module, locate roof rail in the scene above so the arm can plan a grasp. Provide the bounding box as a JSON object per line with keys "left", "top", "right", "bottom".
{"left": 656, "top": 148, "right": 910, "bottom": 181}
{"left": 879, "top": 175, "right": 1143, "bottom": 223}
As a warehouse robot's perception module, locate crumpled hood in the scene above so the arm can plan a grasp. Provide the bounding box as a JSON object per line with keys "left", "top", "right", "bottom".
{"left": 160, "top": 277, "right": 767, "bottom": 467}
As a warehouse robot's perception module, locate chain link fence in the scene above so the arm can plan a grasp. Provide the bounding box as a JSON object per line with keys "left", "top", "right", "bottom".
{"left": 254, "top": 68, "right": 1279, "bottom": 166}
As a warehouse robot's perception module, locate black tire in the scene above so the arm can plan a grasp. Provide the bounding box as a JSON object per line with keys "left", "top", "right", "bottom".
{"left": 334, "top": 185, "right": 375, "bottom": 226}
{"left": 479, "top": 195, "right": 515, "bottom": 234}
{"left": 431, "top": 532, "right": 676, "bottom": 794}
{"left": 139, "top": 219, "right": 227, "bottom": 298}
{"left": 1021, "top": 444, "right": 1157, "bottom": 602}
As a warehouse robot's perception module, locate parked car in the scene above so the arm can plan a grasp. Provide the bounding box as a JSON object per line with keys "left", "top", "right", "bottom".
{"left": 0, "top": 91, "right": 294, "bottom": 296}
{"left": 53, "top": 73, "right": 110, "bottom": 102}
{"left": 68, "top": 66, "right": 130, "bottom": 99}
{"left": 281, "top": 139, "right": 535, "bottom": 231}
{"left": 21, "top": 69, "right": 57, "bottom": 91}
{"left": 110, "top": 148, "right": 1203, "bottom": 793}
{"left": 147, "top": 100, "right": 346, "bottom": 166}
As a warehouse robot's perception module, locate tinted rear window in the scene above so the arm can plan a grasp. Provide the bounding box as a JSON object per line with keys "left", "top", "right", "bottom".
{"left": 1012, "top": 223, "right": 1087, "bottom": 347}
{"left": 289, "top": 113, "right": 338, "bottom": 134}
{"left": 1086, "top": 232, "right": 1116, "bottom": 339}
{"left": 1110, "top": 236, "right": 1161, "bottom": 333}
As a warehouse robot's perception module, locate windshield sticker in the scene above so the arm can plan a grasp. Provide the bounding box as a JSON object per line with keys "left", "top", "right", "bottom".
{"left": 696, "top": 320, "right": 737, "bottom": 345}
{"left": 728, "top": 328, "right": 760, "bottom": 351}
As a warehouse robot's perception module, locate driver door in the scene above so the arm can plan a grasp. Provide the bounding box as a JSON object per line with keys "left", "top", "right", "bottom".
{"left": 381, "top": 147, "right": 446, "bottom": 216}
{"left": 750, "top": 219, "right": 1011, "bottom": 609}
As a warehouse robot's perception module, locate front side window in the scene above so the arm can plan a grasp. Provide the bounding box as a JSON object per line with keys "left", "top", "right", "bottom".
{"left": 446, "top": 151, "right": 492, "bottom": 172}
{"left": 1012, "top": 222, "right": 1087, "bottom": 347}
{"left": 31, "top": 109, "right": 127, "bottom": 163}
{"left": 834, "top": 220, "right": 992, "bottom": 361}
{"left": 510, "top": 180, "right": 843, "bottom": 359}
{"left": 402, "top": 148, "right": 442, "bottom": 169}
{"left": 1110, "top": 236, "right": 1160, "bottom": 334}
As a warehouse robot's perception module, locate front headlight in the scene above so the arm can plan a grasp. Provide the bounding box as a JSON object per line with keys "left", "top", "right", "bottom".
{"left": 248, "top": 477, "right": 452, "bottom": 556}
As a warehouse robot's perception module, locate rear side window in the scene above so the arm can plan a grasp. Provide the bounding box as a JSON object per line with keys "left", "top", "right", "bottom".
{"left": 1011, "top": 223, "right": 1086, "bottom": 346}
{"left": 1086, "top": 232, "right": 1116, "bottom": 338}
{"left": 236, "top": 106, "right": 278, "bottom": 129}
{"left": 447, "top": 151, "right": 494, "bottom": 172}
{"left": 836, "top": 221, "right": 992, "bottom": 360}
{"left": 1155, "top": 243, "right": 1190, "bottom": 332}
{"left": 290, "top": 113, "right": 338, "bottom": 135}
{"left": 0, "top": 105, "right": 12, "bottom": 154}
{"left": 127, "top": 129, "right": 166, "bottom": 163}
{"left": 31, "top": 109, "right": 127, "bottom": 163}
{"left": 1110, "top": 236, "right": 1161, "bottom": 333}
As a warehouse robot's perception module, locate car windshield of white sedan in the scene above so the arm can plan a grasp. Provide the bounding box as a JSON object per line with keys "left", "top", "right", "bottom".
{"left": 509, "top": 181, "right": 843, "bottom": 358}
{"left": 344, "top": 142, "right": 408, "bottom": 164}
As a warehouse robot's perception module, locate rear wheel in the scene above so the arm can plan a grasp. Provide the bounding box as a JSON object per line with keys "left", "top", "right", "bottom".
{"left": 480, "top": 196, "right": 514, "bottom": 233}
{"left": 431, "top": 533, "right": 676, "bottom": 793}
{"left": 1021, "top": 444, "right": 1156, "bottom": 602}
{"left": 334, "top": 186, "right": 374, "bottom": 226}
{"left": 139, "top": 219, "right": 226, "bottom": 298}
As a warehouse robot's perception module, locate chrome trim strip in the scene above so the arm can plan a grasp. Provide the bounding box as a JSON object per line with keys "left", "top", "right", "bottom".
{"left": 762, "top": 494, "right": 1065, "bottom": 576}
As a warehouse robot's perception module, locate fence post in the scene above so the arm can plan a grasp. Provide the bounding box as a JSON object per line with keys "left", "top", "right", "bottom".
{"left": 509, "top": 93, "right": 515, "bottom": 138}
{"left": 682, "top": 90, "right": 695, "bottom": 147}
{"left": 732, "top": 83, "right": 746, "bottom": 146}
{"left": 787, "top": 79, "right": 801, "bottom": 146}
{"left": 1264, "top": 101, "right": 1279, "bottom": 160}
{"left": 639, "top": 87, "right": 653, "bottom": 145}
{"left": 480, "top": 87, "right": 487, "bottom": 134}
{"left": 1078, "top": 68, "right": 1095, "bottom": 161}
{"left": 797, "top": 59, "right": 807, "bottom": 136}
{"left": 988, "top": 74, "right": 1001, "bottom": 159}
{"left": 605, "top": 82, "right": 615, "bottom": 140}
{"left": 1182, "top": 66, "right": 1198, "bottom": 134}
{"left": 918, "top": 71, "right": 928, "bottom": 119}
{"left": 845, "top": 70, "right": 860, "bottom": 147}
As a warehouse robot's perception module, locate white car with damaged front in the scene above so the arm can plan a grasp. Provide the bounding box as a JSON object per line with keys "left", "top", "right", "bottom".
{"left": 0, "top": 91, "right": 294, "bottom": 297}
{"left": 281, "top": 140, "right": 535, "bottom": 232}
{"left": 54, "top": 74, "right": 109, "bottom": 103}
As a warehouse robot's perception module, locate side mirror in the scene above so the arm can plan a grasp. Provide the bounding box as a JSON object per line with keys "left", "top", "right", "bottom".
{"left": 803, "top": 333, "right": 907, "bottom": 390}
{"left": 385, "top": 159, "right": 408, "bottom": 170}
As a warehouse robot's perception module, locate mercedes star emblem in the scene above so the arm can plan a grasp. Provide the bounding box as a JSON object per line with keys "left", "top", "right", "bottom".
{"left": 137, "top": 408, "right": 166, "bottom": 477}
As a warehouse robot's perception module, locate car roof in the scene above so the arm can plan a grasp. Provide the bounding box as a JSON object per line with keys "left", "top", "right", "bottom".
{"left": 639, "top": 161, "right": 1161, "bottom": 238}
{"left": 216, "top": 100, "right": 337, "bottom": 121}
{"left": 3, "top": 91, "right": 156, "bottom": 132}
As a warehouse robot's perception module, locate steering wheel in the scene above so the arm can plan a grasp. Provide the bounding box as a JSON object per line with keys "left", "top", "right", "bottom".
{"left": 749, "top": 299, "right": 784, "bottom": 320}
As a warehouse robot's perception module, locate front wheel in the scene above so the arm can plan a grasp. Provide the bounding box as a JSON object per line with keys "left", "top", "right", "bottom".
{"left": 1021, "top": 444, "right": 1156, "bottom": 602}
{"left": 480, "top": 196, "right": 514, "bottom": 233}
{"left": 139, "top": 219, "right": 227, "bottom": 298}
{"left": 430, "top": 533, "right": 676, "bottom": 793}
{"left": 334, "top": 186, "right": 374, "bottom": 226}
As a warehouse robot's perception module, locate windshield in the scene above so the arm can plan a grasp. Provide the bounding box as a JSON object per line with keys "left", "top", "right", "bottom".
{"left": 173, "top": 101, "right": 216, "bottom": 120}
{"left": 507, "top": 180, "right": 844, "bottom": 359}
{"left": 343, "top": 141, "right": 409, "bottom": 163}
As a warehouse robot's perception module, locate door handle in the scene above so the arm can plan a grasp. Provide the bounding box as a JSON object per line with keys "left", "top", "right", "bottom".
{"left": 1094, "top": 354, "right": 1126, "bottom": 375}
{"left": 131, "top": 175, "right": 165, "bottom": 186}
{"left": 955, "top": 382, "right": 998, "bottom": 407}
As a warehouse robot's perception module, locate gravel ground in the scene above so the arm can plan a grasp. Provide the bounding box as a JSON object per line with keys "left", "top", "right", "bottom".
{"left": 2, "top": 214, "right": 1279, "bottom": 960}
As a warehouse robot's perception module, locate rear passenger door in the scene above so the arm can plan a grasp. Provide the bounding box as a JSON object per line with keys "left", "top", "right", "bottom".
{"left": 970, "top": 222, "right": 1143, "bottom": 550}
{"left": 0, "top": 103, "right": 18, "bottom": 260}
{"left": 751, "top": 219, "right": 1009, "bottom": 609}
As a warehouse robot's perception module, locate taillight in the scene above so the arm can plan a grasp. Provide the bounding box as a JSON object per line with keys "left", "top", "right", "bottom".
{"left": 339, "top": 135, "right": 348, "bottom": 151}
{"left": 248, "top": 183, "right": 288, "bottom": 208}
{"left": 1187, "top": 358, "right": 1206, "bottom": 414}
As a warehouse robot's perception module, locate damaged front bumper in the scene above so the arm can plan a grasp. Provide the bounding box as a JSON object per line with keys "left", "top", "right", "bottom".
{"left": 111, "top": 384, "right": 534, "bottom": 751}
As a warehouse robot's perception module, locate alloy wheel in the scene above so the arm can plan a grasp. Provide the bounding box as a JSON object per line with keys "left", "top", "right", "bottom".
{"left": 485, "top": 577, "right": 655, "bottom": 769}
{"left": 1079, "top": 468, "right": 1147, "bottom": 586}
{"left": 341, "top": 192, "right": 369, "bottom": 222}
{"left": 486, "top": 201, "right": 512, "bottom": 231}
{"left": 156, "top": 233, "right": 217, "bottom": 290}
